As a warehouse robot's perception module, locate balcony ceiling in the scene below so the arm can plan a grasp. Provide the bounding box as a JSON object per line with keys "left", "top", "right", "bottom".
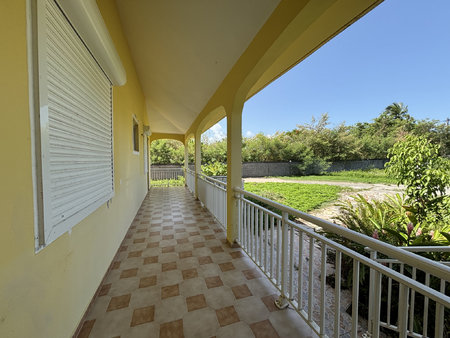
{"left": 115, "top": 0, "right": 280, "bottom": 134}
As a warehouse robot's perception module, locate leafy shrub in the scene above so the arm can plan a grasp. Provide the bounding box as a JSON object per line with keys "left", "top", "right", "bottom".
{"left": 201, "top": 162, "right": 227, "bottom": 176}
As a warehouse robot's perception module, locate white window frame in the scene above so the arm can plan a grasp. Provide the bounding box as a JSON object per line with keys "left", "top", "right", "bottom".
{"left": 30, "top": 0, "right": 115, "bottom": 250}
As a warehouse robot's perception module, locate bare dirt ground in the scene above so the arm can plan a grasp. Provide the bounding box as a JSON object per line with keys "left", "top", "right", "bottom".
{"left": 244, "top": 177, "right": 404, "bottom": 222}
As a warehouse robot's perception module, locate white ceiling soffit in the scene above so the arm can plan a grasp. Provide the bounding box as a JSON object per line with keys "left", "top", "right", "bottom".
{"left": 115, "top": 0, "right": 280, "bottom": 134}
{"left": 57, "top": 0, "right": 126, "bottom": 86}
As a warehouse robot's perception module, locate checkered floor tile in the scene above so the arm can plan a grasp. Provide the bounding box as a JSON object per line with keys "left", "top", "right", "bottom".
{"left": 76, "top": 187, "right": 316, "bottom": 338}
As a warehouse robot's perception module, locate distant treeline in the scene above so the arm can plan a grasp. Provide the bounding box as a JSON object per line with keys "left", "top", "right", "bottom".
{"left": 150, "top": 103, "right": 449, "bottom": 167}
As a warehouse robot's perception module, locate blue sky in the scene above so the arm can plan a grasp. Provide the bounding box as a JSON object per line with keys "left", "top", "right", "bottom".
{"left": 204, "top": 0, "right": 450, "bottom": 141}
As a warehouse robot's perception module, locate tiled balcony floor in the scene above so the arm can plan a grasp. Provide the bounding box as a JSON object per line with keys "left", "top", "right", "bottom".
{"left": 77, "top": 187, "right": 316, "bottom": 338}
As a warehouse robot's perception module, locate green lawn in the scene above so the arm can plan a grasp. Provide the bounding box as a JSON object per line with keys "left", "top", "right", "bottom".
{"left": 151, "top": 177, "right": 185, "bottom": 187}
{"left": 279, "top": 168, "right": 396, "bottom": 184}
{"left": 244, "top": 182, "right": 342, "bottom": 212}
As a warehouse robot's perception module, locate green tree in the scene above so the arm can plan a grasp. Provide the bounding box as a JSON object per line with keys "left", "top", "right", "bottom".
{"left": 385, "top": 135, "right": 450, "bottom": 223}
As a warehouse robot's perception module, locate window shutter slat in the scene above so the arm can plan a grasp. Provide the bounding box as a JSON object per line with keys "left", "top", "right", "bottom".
{"left": 40, "top": 0, "right": 114, "bottom": 244}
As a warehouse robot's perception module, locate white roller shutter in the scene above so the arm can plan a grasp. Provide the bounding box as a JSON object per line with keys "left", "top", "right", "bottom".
{"left": 37, "top": 0, "right": 114, "bottom": 245}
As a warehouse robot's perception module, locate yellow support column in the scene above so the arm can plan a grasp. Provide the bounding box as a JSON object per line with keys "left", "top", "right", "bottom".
{"left": 194, "top": 130, "right": 201, "bottom": 198}
{"left": 226, "top": 104, "right": 243, "bottom": 245}
{"left": 184, "top": 139, "right": 189, "bottom": 187}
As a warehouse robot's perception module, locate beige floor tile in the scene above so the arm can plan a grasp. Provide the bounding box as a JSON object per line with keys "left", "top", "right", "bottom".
{"left": 183, "top": 307, "right": 219, "bottom": 338}
{"left": 78, "top": 188, "right": 316, "bottom": 338}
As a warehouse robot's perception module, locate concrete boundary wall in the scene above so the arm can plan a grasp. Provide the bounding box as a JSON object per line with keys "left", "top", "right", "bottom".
{"left": 154, "top": 159, "right": 387, "bottom": 178}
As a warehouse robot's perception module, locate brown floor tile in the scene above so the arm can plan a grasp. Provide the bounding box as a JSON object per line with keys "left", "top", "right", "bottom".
{"left": 231, "top": 284, "right": 252, "bottom": 299}
{"left": 199, "top": 226, "right": 209, "bottom": 230}
{"left": 120, "top": 268, "right": 138, "bottom": 279}
{"left": 162, "top": 246, "right": 175, "bottom": 253}
{"left": 98, "top": 283, "right": 111, "bottom": 296}
{"left": 144, "top": 256, "right": 158, "bottom": 265}
{"left": 128, "top": 250, "right": 143, "bottom": 258}
{"left": 182, "top": 268, "right": 198, "bottom": 280}
{"left": 130, "top": 305, "right": 155, "bottom": 327}
{"left": 193, "top": 242, "right": 205, "bottom": 248}
{"left": 177, "top": 238, "right": 189, "bottom": 244}
{"left": 149, "top": 231, "right": 160, "bottom": 236}
{"left": 77, "top": 319, "right": 95, "bottom": 338}
{"left": 186, "top": 294, "right": 207, "bottom": 312}
{"left": 261, "top": 294, "right": 280, "bottom": 312}
{"left": 119, "top": 246, "right": 128, "bottom": 252}
{"left": 175, "top": 229, "right": 186, "bottom": 233}
{"left": 210, "top": 246, "right": 224, "bottom": 253}
{"left": 161, "top": 284, "right": 179, "bottom": 299}
{"left": 198, "top": 256, "right": 213, "bottom": 265}
{"left": 214, "top": 228, "right": 223, "bottom": 233}
{"left": 160, "top": 319, "right": 184, "bottom": 338}
{"left": 107, "top": 294, "right": 131, "bottom": 311}
{"left": 139, "top": 275, "right": 157, "bottom": 288}
{"left": 242, "top": 268, "right": 261, "bottom": 280}
{"left": 230, "top": 251, "right": 244, "bottom": 259}
{"left": 147, "top": 242, "right": 159, "bottom": 248}
{"left": 205, "top": 276, "right": 223, "bottom": 289}
{"left": 250, "top": 319, "right": 280, "bottom": 338}
{"left": 133, "top": 238, "right": 145, "bottom": 244}
{"left": 111, "top": 261, "right": 121, "bottom": 270}
{"left": 163, "top": 226, "right": 173, "bottom": 230}
{"left": 179, "top": 251, "right": 193, "bottom": 259}
{"left": 162, "top": 235, "right": 174, "bottom": 240}
{"left": 204, "top": 234, "right": 215, "bottom": 240}
{"left": 189, "top": 231, "right": 200, "bottom": 236}
{"left": 216, "top": 306, "right": 240, "bottom": 327}
{"left": 137, "top": 229, "right": 147, "bottom": 233}
{"left": 162, "top": 261, "right": 177, "bottom": 272}
{"left": 218, "top": 262, "right": 235, "bottom": 272}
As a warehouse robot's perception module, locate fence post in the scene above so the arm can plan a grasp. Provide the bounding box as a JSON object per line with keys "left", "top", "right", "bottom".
{"left": 275, "top": 210, "right": 289, "bottom": 309}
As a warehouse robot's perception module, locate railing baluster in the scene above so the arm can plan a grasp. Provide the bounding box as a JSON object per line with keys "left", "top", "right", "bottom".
{"left": 298, "top": 231, "right": 304, "bottom": 310}
{"left": 351, "top": 260, "right": 360, "bottom": 338}
{"left": 277, "top": 219, "right": 281, "bottom": 286}
{"left": 387, "top": 262, "right": 392, "bottom": 326}
{"left": 434, "top": 279, "right": 445, "bottom": 338}
{"left": 320, "top": 243, "right": 327, "bottom": 336}
{"left": 259, "top": 209, "right": 263, "bottom": 266}
{"left": 289, "top": 225, "right": 294, "bottom": 299}
{"left": 275, "top": 211, "right": 289, "bottom": 309}
{"left": 250, "top": 205, "right": 254, "bottom": 258}
{"left": 409, "top": 267, "right": 416, "bottom": 334}
{"left": 372, "top": 269, "right": 382, "bottom": 338}
{"left": 423, "top": 272, "right": 430, "bottom": 336}
{"left": 308, "top": 236, "right": 314, "bottom": 321}
{"left": 398, "top": 283, "right": 408, "bottom": 337}
{"left": 334, "top": 250, "right": 341, "bottom": 338}
{"left": 264, "top": 213, "right": 268, "bottom": 272}
{"left": 254, "top": 208, "right": 259, "bottom": 261}
{"left": 270, "top": 216, "right": 274, "bottom": 279}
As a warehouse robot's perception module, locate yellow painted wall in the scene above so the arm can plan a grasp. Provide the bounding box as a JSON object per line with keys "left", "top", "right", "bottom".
{"left": 0, "top": 1, "right": 149, "bottom": 337}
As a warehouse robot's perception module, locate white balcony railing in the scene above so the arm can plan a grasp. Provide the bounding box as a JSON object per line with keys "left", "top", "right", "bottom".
{"left": 197, "top": 173, "right": 227, "bottom": 229}
{"left": 234, "top": 187, "right": 450, "bottom": 338}
{"left": 184, "top": 174, "right": 449, "bottom": 337}
{"left": 150, "top": 167, "right": 184, "bottom": 186}
{"left": 186, "top": 168, "right": 195, "bottom": 193}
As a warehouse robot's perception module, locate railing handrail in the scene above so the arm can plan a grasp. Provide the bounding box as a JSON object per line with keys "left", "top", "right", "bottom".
{"left": 234, "top": 187, "right": 450, "bottom": 282}
{"left": 197, "top": 172, "right": 227, "bottom": 188}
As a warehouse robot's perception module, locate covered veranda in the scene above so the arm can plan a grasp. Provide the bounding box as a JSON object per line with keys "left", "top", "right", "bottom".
{"left": 76, "top": 187, "right": 315, "bottom": 338}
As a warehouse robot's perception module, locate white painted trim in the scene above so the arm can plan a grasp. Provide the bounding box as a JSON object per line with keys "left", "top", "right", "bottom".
{"left": 56, "top": 0, "right": 126, "bottom": 86}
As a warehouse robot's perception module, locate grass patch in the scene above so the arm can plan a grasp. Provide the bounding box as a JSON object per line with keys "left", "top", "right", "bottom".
{"left": 279, "top": 168, "right": 396, "bottom": 184}
{"left": 244, "top": 182, "right": 342, "bottom": 212}
{"left": 151, "top": 177, "right": 185, "bottom": 187}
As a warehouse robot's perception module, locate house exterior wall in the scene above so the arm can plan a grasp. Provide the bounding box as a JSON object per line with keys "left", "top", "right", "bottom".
{"left": 0, "top": 1, "right": 148, "bottom": 337}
